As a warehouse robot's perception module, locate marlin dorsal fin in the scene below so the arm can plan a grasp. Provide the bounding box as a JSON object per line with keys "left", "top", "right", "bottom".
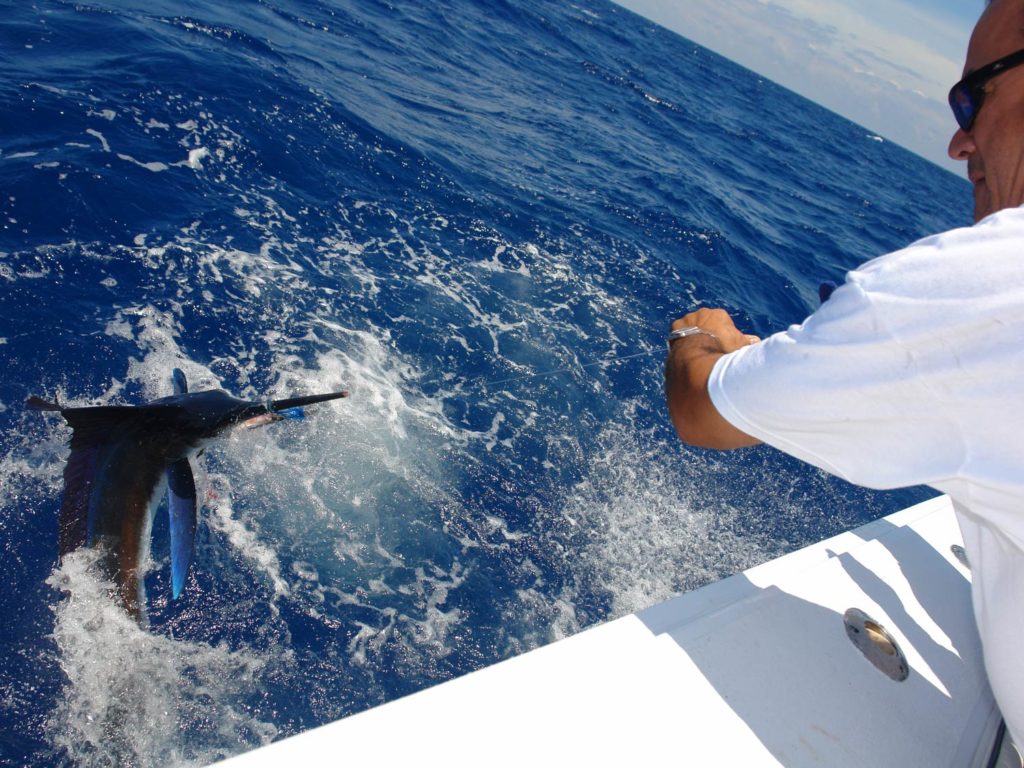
{"left": 26, "top": 395, "right": 62, "bottom": 411}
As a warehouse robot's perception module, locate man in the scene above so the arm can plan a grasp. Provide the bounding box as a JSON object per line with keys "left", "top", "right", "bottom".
{"left": 664, "top": 0, "right": 1024, "bottom": 751}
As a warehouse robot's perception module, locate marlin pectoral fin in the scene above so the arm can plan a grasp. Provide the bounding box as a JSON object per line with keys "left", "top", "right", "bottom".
{"left": 167, "top": 458, "right": 197, "bottom": 600}
{"left": 171, "top": 368, "right": 189, "bottom": 395}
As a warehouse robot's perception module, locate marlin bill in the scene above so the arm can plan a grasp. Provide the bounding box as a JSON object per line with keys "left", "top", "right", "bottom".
{"left": 28, "top": 369, "right": 348, "bottom": 625}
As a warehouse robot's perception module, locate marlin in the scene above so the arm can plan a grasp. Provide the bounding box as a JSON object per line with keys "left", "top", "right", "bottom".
{"left": 28, "top": 369, "right": 348, "bottom": 623}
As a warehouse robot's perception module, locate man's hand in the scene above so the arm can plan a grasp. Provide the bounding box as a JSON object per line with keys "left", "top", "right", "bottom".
{"left": 671, "top": 308, "right": 761, "bottom": 352}
{"left": 664, "top": 308, "right": 761, "bottom": 449}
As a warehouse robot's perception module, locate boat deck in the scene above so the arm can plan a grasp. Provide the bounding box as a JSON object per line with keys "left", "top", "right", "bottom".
{"left": 215, "top": 495, "right": 1004, "bottom": 767}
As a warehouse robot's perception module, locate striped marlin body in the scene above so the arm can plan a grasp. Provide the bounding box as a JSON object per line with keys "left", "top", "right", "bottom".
{"left": 28, "top": 370, "right": 348, "bottom": 624}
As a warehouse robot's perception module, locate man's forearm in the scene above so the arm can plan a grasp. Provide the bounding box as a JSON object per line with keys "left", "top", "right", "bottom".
{"left": 663, "top": 309, "right": 761, "bottom": 450}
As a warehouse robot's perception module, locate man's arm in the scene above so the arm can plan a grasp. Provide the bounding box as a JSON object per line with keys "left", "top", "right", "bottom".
{"left": 664, "top": 308, "right": 762, "bottom": 450}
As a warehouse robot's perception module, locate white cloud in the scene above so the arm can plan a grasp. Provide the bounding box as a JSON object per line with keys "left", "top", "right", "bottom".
{"left": 613, "top": 0, "right": 974, "bottom": 173}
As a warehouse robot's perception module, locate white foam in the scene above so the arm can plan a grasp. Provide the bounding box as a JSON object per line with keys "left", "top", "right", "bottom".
{"left": 0, "top": 425, "right": 65, "bottom": 510}
{"left": 29, "top": 82, "right": 69, "bottom": 96}
{"left": 206, "top": 484, "right": 291, "bottom": 600}
{"left": 45, "top": 551, "right": 277, "bottom": 768}
{"left": 117, "top": 153, "right": 169, "bottom": 172}
{"left": 553, "top": 417, "right": 775, "bottom": 620}
{"left": 85, "top": 129, "right": 110, "bottom": 152}
{"left": 169, "top": 147, "right": 211, "bottom": 171}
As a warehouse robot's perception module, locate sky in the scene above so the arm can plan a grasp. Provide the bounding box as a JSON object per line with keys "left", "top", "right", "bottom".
{"left": 611, "top": 0, "right": 980, "bottom": 175}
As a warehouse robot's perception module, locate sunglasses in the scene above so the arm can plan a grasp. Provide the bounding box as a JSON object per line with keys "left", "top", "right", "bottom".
{"left": 949, "top": 47, "right": 1024, "bottom": 131}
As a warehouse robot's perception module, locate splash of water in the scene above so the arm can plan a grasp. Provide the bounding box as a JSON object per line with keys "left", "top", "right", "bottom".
{"left": 45, "top": 551, "right": 277, "bottom": 768}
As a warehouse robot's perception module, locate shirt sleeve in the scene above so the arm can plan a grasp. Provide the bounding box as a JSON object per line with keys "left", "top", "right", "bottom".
{"left": 706, "top": 277, "right": 967, "bottom": 491}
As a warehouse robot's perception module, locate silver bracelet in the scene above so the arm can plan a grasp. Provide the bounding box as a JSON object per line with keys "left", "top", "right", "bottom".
{"left": 667, "top": 326, "right": 718, "bottom": 345}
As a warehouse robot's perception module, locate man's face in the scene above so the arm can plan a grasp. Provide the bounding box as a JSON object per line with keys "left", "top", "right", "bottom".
{"left": 948, "top": 0, "right": 1024, "bottom": 222}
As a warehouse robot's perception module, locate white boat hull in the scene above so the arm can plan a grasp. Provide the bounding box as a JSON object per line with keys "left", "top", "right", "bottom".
{"left": 214, "top": 495, "right": 1002, "bottom": 767}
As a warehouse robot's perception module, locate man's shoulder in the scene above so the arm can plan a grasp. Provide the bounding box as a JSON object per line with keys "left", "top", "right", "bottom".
{"left": 850, "top": 205, "right": 1024, "bottom": 294}
{"left": 910, "top": 204, "right": 1024, "bottom": 254}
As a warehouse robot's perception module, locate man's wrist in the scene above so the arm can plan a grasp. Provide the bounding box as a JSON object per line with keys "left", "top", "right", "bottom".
{"left": 667, "top": 326, "right": 718, "bottom": 346}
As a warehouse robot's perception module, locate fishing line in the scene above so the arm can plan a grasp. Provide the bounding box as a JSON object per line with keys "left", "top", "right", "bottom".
{"left": 456, "top": 281, "right": 839, "bottom": 394}
{"left": 343, "top": 349, "right": 658, "bottom": 441}
{"left": 466, "top": 349, "right": 654, "bottom": 391}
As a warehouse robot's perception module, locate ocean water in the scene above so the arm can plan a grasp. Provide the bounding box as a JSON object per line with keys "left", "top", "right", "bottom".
{"left": 0, "top": 0, "right": 972, "bottom": 765}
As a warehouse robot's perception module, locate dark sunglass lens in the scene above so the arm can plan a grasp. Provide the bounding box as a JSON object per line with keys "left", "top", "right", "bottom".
{"left": 949, "top": 83, "right": 977, "bottom": 131}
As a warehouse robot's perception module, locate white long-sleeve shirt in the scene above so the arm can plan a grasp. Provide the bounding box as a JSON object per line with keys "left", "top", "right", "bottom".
{"left": 709, "top": 204, "right": 1024, "bottom": 748}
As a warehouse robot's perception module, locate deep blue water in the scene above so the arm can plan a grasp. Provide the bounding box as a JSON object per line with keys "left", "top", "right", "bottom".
{"left": 0, "top": 1, "right": 971, "bottom": 765}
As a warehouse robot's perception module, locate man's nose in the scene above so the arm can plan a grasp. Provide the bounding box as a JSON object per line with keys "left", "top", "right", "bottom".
{"left": 948, "top": 126, "right": 976, "bottom": 161}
